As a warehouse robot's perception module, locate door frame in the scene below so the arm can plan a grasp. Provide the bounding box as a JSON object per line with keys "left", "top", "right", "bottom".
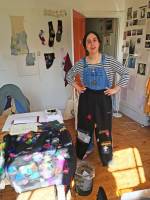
{"left": 71, "top": 10, "right": 124, "bottom": 64}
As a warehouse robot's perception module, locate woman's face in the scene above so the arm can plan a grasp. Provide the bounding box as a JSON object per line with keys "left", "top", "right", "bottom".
{"left": 85, "top": 33, "right": 100, "bottom": 55}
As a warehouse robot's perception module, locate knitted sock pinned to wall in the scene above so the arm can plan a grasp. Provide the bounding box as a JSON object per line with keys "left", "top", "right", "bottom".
{"left": 48, "top": 21, "right": 55, "bottom": 47}
{"left": 39, "top": 29, "right": 46, "bottom": 45}
{"left": 63, "top": 53, "right": 73, "bottom": 86}
{"left": 56, "top": 20, "right": 63, "bottom": 42}
{"left": 44, "top": 53, "right": 55, "bottom": 69}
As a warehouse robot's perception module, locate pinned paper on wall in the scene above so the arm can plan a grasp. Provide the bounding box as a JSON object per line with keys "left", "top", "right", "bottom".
{"left": 128, "top": 75, "right": 136, "bottom": 90}
{"left": 10, "top": 16, "right": 29, "bottom": 55}
{"left": 17, "top": 55, "right": 39, "bottom": 76}
{"left": 26, "top": 53, "right": 36, "bottom": 66}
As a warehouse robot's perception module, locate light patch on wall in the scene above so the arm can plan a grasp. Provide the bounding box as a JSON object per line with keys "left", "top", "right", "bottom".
{"left": 17, "top": 54, "right": 39, "bottom": 76}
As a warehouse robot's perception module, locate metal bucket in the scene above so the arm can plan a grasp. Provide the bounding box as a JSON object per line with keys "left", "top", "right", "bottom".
{"left": 75, "top": 161, "right": 95, "bottom": 196}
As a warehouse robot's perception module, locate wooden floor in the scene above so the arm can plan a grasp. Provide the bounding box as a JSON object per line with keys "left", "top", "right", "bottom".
{"left": 0, "top": 115, "right": 150, "bottom": 200}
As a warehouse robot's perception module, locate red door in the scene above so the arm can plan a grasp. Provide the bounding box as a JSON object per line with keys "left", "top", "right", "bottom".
{"left": 73, "top": 10, "right": 86, "bottom": 63}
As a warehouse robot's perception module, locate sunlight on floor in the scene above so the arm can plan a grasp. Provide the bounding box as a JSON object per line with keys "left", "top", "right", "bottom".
{"left": 108, "top": 147, "right": 145, "bottom": 197}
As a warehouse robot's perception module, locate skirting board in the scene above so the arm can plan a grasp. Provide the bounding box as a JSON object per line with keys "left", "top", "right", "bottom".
{"left": 120, "top": 102, "right": 150, "bottom": 127}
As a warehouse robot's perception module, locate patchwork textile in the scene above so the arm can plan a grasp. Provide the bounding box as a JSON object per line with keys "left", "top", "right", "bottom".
{"left": 4, "top": 121, "right": 76, "bottom": 193}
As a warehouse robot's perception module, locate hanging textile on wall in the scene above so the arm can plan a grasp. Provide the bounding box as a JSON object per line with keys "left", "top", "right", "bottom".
{"left": 144, "top": 77, "right": 150, "bottom": 115}
{"left": 10, "top": 16, "right": 29, "bottom": 55}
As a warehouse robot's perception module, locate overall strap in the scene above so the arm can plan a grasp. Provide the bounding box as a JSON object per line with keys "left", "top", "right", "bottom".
{"left": 83, "top": 57, "right": 88, "bottom": 68}
{"left": 83, "top": 54, "right": 105, "bottom": 67}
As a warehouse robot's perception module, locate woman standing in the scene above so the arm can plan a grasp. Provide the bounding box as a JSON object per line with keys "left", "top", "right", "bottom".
{"left": 66, "top": 31, "right": 129, "bottom": 166}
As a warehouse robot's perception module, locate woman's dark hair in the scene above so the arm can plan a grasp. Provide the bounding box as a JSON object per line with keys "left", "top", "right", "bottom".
{"left": 82, "top": 31, "right": 102, "bottom": 55}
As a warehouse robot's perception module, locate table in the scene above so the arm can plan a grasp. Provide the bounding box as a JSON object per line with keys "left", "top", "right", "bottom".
{"left": 0, "top": 112, "right": 76, "bottom": 199}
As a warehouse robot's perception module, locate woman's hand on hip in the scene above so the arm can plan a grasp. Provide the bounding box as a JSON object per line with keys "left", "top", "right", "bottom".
{"left": 104, "top": 86, "right": 121, "bottom": 96}
{"left": 73, "top": 82, "right": 86, "bottom": 94}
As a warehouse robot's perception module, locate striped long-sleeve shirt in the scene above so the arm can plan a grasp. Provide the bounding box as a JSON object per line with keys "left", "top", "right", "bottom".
{"left": 66, "top": 54, "right": 129, "bottom": 88}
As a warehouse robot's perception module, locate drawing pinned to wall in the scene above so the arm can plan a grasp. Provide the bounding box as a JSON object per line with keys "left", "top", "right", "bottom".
{"left": 127, "top": 7, "right": 132, "bottom": 20}
{"left": 44, "top": 53, "right": 55, "bottom": 69}
{"left": 128, "top": 56, "right": 136, "bottom": 68}
{"left": 26, "top": 53, "right": 36, "bottom": 66}
{"left": 43, "top": 9, "right": 67, "bottom": 18}
{"left": 10, "top": 16, "right": 29, "bottom": 55}
{"left": 137, "top": 63, "right": 146, "bottom": 75}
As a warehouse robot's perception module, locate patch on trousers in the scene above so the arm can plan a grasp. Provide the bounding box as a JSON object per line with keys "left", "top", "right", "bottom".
{"left": 101, "top": 141, "right": 112, "bottom": 154}
{"left": 98, "top": 129, "right": 110, "bottom": 136}
{"left": 77, "top": 130, "right": 91, "bottom": 144}
{"left": 85, "top": 113, "right": 92, "bottom": 121}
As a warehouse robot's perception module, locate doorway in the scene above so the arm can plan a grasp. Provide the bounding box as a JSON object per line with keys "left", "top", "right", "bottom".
{"left": 86, "top": 18, "right": 118, "bottom": 58}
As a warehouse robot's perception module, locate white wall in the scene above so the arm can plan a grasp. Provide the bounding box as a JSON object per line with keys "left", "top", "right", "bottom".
{"left": 120, "top": 0, "right": 150, "bottom": 126}
{"left": 0, "top": 0, "right": 126, "bottom": 112}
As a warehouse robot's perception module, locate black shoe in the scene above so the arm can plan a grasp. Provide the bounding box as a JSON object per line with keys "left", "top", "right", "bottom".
{"left": 97, "top": 187, "right": 108, "bottom": 200}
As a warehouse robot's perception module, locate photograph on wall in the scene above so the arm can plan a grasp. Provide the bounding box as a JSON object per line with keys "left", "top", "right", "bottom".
{"left": 138, "top": 19, "right": 146, "bottom": 25}
{"left": 139, "top": 6, "right": 146, "bottom": 18}
{"left": 148, "top": 0, "right": 150, "bottom": 8}
{"left": 133, "top": 10, "right": 138, "bottom": 18}
{"left": 132, "top": 29, "right": 136, "bottom": 36}
{"left": 133, "top": 19, "right": 138, "bottom": 25}
{"left": 129, "top": 39, "right": 135, "bottom": 55}
{"left": 137, "top": 29, "right": 143, "bottom": 35}
{"left": 127, "top": 56, "right": 136, "bottom": 68}
{"left": 137, "top": 38, "right": 141, "bottom": 44}
{"left": 129, "top": 20, "right": 133, "bottom": 26}
{"left": 127, "top": 7, "right": 132, "bottom": 20}
{"left": 147, "top": 12, "right": 150, "bottom": 18}
{"left": 127, "top": 30, "right": 132, "bottom": 36}
{"left": 137, "top": 63, "right": 146, "bottom": 75}
{"left": 146, "top": 34, "right": 150, "bottom": 40}
{"left": 146, "top": 20, "right": 150, "bottom": 33}
{"left": 105, "top": 19, "right": 113, "bottom": 33}
{"left": 145, "top": 41, "right": 150, "bottom": 48}
{"left": 123, "top": 32, "right": 127, "bottom": 40}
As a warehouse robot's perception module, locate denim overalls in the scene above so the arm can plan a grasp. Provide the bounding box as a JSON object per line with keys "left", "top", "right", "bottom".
{"left": 83, "top": 56, "right": 110, "bottom": 90}
{"left": 76, "top": 55, "right": 113, "bottom": 166}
